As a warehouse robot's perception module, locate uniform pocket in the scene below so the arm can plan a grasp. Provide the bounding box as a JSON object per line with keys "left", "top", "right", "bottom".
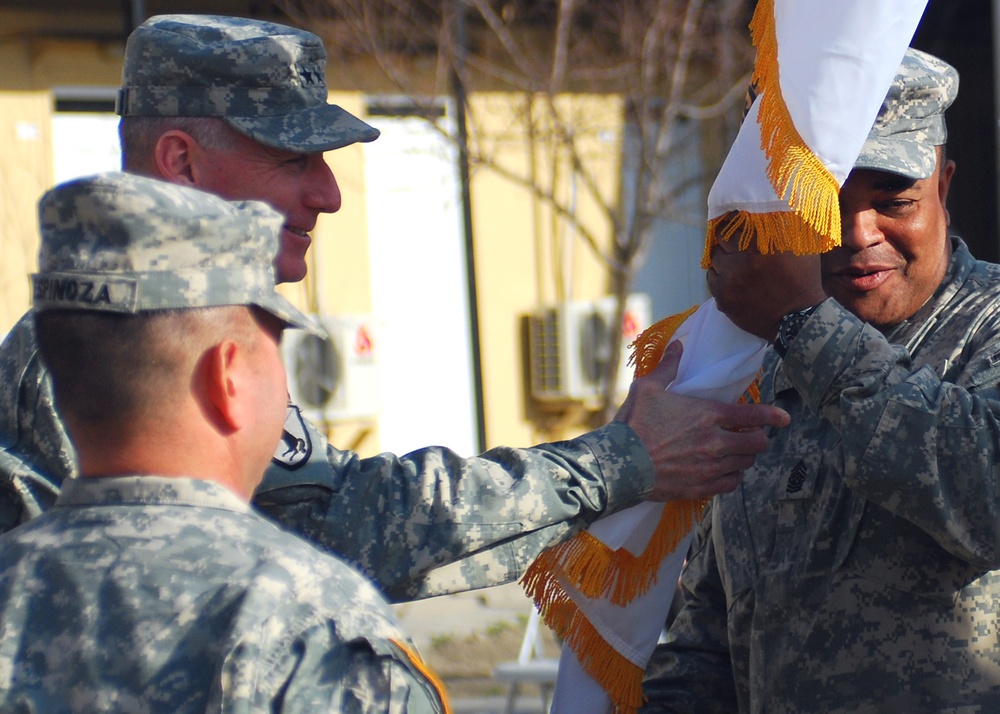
{"left": 712, "top": 489, "right": 759, "bottom": 605}
{"left": 840, "top": 501, "right": 987, "bottom": 603}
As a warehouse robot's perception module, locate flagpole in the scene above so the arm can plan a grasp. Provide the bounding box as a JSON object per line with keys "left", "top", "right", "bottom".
{"left": 991, "top": 0, "right": 1000, "bottom": 245}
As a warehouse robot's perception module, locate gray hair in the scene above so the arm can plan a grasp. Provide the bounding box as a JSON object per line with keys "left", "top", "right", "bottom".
{"left": 118, "top": 116, "right": 241, "bottom": 172}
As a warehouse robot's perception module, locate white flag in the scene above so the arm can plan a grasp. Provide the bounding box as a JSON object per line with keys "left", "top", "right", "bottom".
{"left": 524, "top": 2, "right": 929, "bottom": 713}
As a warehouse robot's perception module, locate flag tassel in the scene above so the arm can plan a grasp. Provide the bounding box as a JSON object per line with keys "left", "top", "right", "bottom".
{"left": 521, "top": 311, "right": 721, "bottom": 714}
{"left": 702, "top": 0, "right": 843, "bottom": 269}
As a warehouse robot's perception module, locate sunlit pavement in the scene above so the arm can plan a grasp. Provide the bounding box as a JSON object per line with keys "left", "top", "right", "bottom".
{"left": 451, "top": 695, "right": 549, "bottom": 714}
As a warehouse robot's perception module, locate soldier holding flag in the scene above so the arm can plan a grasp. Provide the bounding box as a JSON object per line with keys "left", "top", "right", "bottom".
{"left": 644, "top": 47, "right": 1000, "bottom": 713}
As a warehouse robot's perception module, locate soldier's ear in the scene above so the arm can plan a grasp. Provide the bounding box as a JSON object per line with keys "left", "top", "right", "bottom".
{"left": 938, "top": 156, "right": 956, "bottom": 225}
{"left": 199, "top": 339, "right": 246, "bottom": 435}
{"left": 153, "top": 130, "right": 199, "bottom": 186}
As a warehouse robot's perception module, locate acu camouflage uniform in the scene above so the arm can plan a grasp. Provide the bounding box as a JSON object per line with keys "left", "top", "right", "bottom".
{"left": 0, "top": 14, "right": 655, "bottom": 602}
{"left": 643, "top": 51, "right": 1000, "bottom": 712}
{"left": 0, "top": 171, "right": 448, "bottom": 712}
{"left": 0, "top": 477, "right": 447, "bottom": 714}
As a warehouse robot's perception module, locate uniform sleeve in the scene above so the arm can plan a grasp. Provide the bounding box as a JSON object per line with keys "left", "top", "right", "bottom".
{"left": 782, "top": 297, "right": 1000, "bottom": 568}
{"left": 641, "top": 504, "right": 737, "bottom": 714}
{"left": 274, "top": 632, "right": 447, "bottom": 714}
{"left": 252, "top": 412, "right": 654, "bottom": 601}
{"left": 0, "top": 314, "right": 71, "bottom": 532}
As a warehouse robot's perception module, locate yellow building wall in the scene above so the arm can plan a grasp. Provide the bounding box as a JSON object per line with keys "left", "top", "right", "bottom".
{"left": 280, "top": 92, "right": 375, "bottom": 319}
{"left": 0, "top": 34, "right": 123, "bottom": 337}
{"left": 468, "top": 93, "right": 624, "bottom": 448}
{"left": 14, "top": 38, "right": 123, "bottom": 87}
{"left": 0, "top": 91, "right": 52, "bottom": 336}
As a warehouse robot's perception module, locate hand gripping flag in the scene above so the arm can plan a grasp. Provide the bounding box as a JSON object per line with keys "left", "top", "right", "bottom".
{"left": 521, "top": 2, "right": 928, "bottom": 712}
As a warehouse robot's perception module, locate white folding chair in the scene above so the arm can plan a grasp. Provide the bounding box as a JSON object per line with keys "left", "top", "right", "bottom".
{"left": 492, "top": 606, "right": 560, "bottom": 714}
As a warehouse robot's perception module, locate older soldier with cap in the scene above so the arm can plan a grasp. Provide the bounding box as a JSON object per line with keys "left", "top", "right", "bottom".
{"left": 642, "top": 48, "right": 1000, "bottom": 712}
{"left": 0, "top": 171, "right": 449, "bottom": 713}
{"left": 0, "top": 14, "right": 790, "bottom": 602}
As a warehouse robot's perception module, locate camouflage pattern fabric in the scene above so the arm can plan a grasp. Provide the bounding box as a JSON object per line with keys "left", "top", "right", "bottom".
{"left": 0, "top": 313, "right": 67, "bottom": 529}
{"left": 0, "top": 320, "right": 654, "bottom": 603}
{"left": 2, "top": 166, "right": 324, "bottom": 530}
{"left": 0, "top": 476, "right": 447, "bottom": 713}
{"left": 254, "top": 409, "right": 652, "bottom": 601}
{"left": 0, "top": 14, "right": 661, "bottom": 605}
{"left": 855, "top": 48, "right": 958, "bottom": 180}
{"left": 117, "top": 14, "right": 380, "bottom": 153}
{"left": 642, "top": 238, "right": 1000, "bottom": 713}
{"left": 34, "top": 172, "right": 316, "bottom": 333}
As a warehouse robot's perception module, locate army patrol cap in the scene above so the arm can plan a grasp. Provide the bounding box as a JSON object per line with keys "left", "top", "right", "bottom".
{"left": 32, "top": 172, "right": 321, "bottom": 335}
{"left": 116, "top": 14, "right": 380, "bottom": 153}
{"left": 854, "top": 48, "right": 958, "bottom": 180}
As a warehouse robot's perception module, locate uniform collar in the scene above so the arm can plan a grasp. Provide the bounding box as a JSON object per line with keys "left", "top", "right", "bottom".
{"left": 55, "top": 475, "right": 251, "bottom": 514}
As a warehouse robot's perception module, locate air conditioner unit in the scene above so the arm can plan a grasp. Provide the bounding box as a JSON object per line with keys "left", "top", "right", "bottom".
{"left": 527, "top": 293, "right": 652, "bottom": 404}
{"left": 282, "top": 314, "right": 381, "bottom": 423}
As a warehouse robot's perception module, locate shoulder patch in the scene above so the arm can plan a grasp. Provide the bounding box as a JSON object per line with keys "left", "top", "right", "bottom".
{"left": 272, "top": 404, "right": 312, "bottom": 470}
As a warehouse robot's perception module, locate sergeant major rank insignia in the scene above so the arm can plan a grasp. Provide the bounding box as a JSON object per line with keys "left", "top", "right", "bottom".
{"left": 786, "top": 460, "right": 808, "bottom": 494}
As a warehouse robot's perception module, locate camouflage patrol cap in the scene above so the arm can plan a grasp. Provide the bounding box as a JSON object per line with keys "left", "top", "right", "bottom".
{"left": 854, "top": 48, "right": 958, "bottom": 180}
{"left": 116, "top": 14, "right": 380, "bottom": 153}
{"left": 32, "top": 172, "right": 321, "bottom": 335}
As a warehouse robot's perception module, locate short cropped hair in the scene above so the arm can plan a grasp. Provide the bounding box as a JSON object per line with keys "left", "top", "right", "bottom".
{"left": 118, "top": 116, "right": 242, "bottom": 172}
{"left": 35, "top": 305, "right": 256, "bottom": 430}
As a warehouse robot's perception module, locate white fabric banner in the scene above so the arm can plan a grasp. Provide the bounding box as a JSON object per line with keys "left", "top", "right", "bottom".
{"left": 550, "top": 301, "right": 765, "bottom": 714}
{"left": 709, "top": 0, "right": 926, "bottom": 221}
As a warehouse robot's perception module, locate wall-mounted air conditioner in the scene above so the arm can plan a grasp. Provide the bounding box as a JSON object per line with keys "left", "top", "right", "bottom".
{"left": 281, "top": 314, "right": 381, "bottom": 423}
{"left": 527, "top": 293, "right": 651, "bottom": 404}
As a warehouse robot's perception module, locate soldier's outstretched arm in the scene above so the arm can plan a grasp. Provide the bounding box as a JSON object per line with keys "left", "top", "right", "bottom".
{"left": 254, "top": 339, "right": 787, "bottom": 601}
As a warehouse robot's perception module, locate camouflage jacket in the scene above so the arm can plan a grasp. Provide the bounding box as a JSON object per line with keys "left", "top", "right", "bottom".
{"left": 0, "top": 476, "right": 448, "bottom": 714}
{"left": 642, "top": 238, "right": 1000, "bottom": 713}
{"left": 0, "top": 315, "right": 653, "bottom": 602}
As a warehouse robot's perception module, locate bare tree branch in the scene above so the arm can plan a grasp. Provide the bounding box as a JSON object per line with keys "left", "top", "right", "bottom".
{"left": 276, "top": 0, "right": 754, "bottom": 421}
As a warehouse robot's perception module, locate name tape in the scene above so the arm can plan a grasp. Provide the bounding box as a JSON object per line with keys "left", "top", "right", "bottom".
{"left": 32, "top": 273, "right": 139, "bottom": 312}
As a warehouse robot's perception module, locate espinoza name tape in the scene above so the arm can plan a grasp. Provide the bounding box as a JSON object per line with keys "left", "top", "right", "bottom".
{"left": 32, "top": 273, "right": 139, "bottom": 312}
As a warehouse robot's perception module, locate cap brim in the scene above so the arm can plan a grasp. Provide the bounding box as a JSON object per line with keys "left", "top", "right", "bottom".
{"left": 853, "top": 136, "right": 938, "bottom": 180}
{"left": 256, "top": 294, "right": 326, "bottom": 337}
{"left": 227, "top": 103, "right": 379, "bottom": 153}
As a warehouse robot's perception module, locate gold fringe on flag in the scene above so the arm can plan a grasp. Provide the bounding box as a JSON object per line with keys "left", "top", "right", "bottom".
{"left": 701, "top": 209, "right": 832, "bottom": 268}
{"left": 702, "top": 0, "right": 843, "bottom": 269}
{"left": 522, "top": 308, "right": 712, "bottom": 714}
{"left": 537, "top": 596, "right": 648, "bottom": 713}
{"left": 522, "top": 1, "right": 841, "bottom": 708}
{"left": 522, "top": 309, "right": 764, "bottom": 713}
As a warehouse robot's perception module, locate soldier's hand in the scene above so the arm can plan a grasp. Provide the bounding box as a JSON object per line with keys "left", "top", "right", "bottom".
{"left": 706, "top": 228, "right": 826, "bottom": 342}
{"left": 614, "top": 341, "right": 789, "bottom": 500}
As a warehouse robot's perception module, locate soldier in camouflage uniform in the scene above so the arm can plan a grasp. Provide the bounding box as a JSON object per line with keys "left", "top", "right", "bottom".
{"left": 642, "top": 49, "right": 1000, "bottom": 712}
{"left": 0, "top": 14, "right": 790, "bottom": 602}
{"left": 0, "top": 171, "right": 448, "bottom": 713}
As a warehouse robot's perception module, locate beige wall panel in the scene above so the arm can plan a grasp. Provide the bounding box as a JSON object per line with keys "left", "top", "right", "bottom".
{"left": 468, "top": 93, "right": 623, "bottom": 447}
{"left": 0, "top": 91, "right": 53, "bottom": 338}
{"left": 21, "top": 39, "right": 123, "bottom": 89}
{"left": 469, "top": 138, "right": 538, "bottom": 449}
